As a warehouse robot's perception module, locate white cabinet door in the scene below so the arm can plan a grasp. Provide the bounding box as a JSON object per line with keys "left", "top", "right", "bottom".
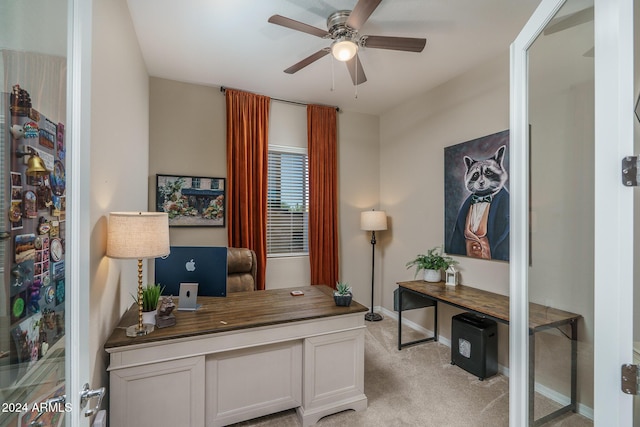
{"left": 110, "top": 356, "right": 205, "bottom": 427}
{"left": 205, "top": 341, "right": 302, "bottom": 427}
{"left": 298, "top": 329, "right": 367, "bottom": 427}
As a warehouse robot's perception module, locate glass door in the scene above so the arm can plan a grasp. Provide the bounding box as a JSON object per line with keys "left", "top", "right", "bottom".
{"left": 635, "top": 2, "right": 640, "bottom": 422}
{"left": 0, "top": 0, "right": 93, "bottom": 426}
{"left": 527, "top": 0, "right": 594, "bottom": 423}
{"left": 512, "top": 0, "right": 634, "bottom": 425}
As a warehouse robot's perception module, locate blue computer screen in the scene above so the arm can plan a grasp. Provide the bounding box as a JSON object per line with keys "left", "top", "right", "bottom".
{"left": 154, "top": 246, "right": 227, "bottom": 297}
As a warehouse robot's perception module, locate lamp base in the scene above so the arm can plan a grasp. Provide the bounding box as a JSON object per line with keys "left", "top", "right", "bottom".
{"left": 125, "top": 323, "right": 154, "bottom": 337}
{"left": 364, "top": 312, "right": 383, "bottom": 322}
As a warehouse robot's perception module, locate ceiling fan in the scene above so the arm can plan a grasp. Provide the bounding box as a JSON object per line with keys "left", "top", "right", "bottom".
{"left": 268, "top": 0, "right": 426, "bottom": 85}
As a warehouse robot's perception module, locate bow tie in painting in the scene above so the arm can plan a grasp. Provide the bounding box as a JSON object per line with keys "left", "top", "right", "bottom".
{"left": 471, "top": 194, "right": 493, "bottom": 204}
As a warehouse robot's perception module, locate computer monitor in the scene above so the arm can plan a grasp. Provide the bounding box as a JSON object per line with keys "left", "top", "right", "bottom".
{"left": 154, "top": 246, "right": 227, "bottom": 297}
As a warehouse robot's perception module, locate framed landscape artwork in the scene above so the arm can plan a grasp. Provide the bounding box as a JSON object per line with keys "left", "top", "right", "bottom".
{"left": 155, "top": 174, "right": 225, "bottom": 227}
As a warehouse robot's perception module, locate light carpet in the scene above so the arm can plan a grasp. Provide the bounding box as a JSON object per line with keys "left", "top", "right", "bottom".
{"left": 231, "top": 316, "right": 592, "bottom": 427}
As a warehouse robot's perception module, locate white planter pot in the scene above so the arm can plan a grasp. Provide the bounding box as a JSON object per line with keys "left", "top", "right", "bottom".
{"left": 423, "top": 269, "right": 441, "bottom": 283}
{"left": 142, "top": 310, "right": 157, "bottom": 325}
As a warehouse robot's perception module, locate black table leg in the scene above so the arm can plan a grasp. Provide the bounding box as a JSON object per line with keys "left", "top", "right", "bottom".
{"left": 397, "top": 287, "right": 437, "bottom": 350}
{"left": 398, "top": 287, "right": 403, "bottom": 351}
{"left": 531, "top": 321, "right": 578, "bottom": 426}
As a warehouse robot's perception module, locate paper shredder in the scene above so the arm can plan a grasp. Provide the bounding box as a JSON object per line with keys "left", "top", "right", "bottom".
{"left": 451, "top": 312, "right": 498, "bottom": 380}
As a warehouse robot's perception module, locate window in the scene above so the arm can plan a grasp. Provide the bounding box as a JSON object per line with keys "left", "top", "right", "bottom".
{"left": 267, "top": 145, "right": 309, "bottom": 256}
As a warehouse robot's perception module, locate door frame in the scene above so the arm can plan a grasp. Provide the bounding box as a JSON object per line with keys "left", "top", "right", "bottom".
{"left": 510, "top": 1, "right": 567, "bottom": 424}
{"left": 592, "top": 0, "right": 634, "bottom": 424}
{"left": 509, "top": 0, "right": 634, "bottom": 425}
{"left": 66, "top": 0, "right": 92, "bottom": 425}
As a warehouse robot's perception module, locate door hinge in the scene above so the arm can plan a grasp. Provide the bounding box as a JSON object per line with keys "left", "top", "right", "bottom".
{"left": 621, "top": 364, "right": 640, "bottom": 394}
{"left": 622, "top": 156, "right": 640, "bottom": 186}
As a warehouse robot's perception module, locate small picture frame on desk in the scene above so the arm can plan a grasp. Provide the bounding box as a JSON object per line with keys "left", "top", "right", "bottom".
{"left": 156, "top": 296, "right": 176, "bottom": 328}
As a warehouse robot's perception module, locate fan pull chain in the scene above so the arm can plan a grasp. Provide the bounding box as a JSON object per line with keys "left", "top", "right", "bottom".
{"left": 331, "top": 55, "right": 335, "bottom": 92}
{"left": 354, "top": 57, "right": 358, "bottom": 99}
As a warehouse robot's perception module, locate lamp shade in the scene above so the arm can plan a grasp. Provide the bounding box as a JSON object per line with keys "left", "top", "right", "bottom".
{"left": 331, "top": 39, "right": 358, "bottom": 62}
{"left": 106, "top": 212, "right": 170, "bottom": 259}
{"left": 360, "top": 210, "right": 387, "bottom": 231}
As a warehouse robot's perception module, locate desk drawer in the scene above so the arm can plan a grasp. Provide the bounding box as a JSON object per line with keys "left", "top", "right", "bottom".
{"left": 205, "top": 341, "right": 302, "bottom": 426}
{"left": 394, "top": 288, "right": 436, "bottom": 311}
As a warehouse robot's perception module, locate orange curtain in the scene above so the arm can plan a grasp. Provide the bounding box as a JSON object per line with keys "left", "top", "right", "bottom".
{"left": 307, "top": 105, "right": 339, "bottom": 289}
{"left": 226, "top": 89, "right": 270, "bottom": 290}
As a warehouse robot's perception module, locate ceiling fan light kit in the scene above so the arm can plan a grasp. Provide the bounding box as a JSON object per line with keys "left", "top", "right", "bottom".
{"left": 268, "top": 0, "right": 426, "bottom": 86}
{"left": 331, "top": 38, "right": 358, "bottom": 62}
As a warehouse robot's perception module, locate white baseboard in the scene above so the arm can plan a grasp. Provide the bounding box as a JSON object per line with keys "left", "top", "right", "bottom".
{"left": 376, "top": 306, "right": 594, "bottom": 421}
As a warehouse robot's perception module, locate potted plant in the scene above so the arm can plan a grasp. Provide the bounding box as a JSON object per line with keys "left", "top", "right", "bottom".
{"left": 405, "top": 246, "right": 458, "bottom": 283}
{"left": 133, "top": 284, "right": 164, "bottom": 325}
{"left": 333, "top": 281, "right": 352, "bottom": 307}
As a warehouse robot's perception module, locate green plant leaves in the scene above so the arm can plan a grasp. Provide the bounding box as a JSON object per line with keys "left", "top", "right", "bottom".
{"left": 132, "top": 284, "right": 166, "bottom": 312}
{"left": 335, "top": 281, "right": 352, "bottom": 296}
{"left": 405, "top": 246, "right": 457, "bottom": 277}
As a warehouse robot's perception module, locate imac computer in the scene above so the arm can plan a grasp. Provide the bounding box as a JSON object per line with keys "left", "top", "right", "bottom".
{"left": 155, "top": 246, "right": 227, "bottom": 297}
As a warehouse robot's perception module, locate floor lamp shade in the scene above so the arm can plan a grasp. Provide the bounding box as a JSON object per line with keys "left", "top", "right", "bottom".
{"left": 107, "top": 212, "right": 170, "bottom": 259}
{"left": 361, "top": 210, "right": 387, "bottom": 231}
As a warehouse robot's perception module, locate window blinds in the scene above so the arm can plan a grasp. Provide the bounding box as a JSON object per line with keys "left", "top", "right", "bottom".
{"left": 267, "top": 149, "right": 309, "bottom": 255}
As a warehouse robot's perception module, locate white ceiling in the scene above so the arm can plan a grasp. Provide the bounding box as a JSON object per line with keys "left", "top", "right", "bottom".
{"left": 126, "top": 0, "right": 544, "bottom": 115}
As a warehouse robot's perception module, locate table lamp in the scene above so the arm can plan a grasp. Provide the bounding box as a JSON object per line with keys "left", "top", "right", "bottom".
{"left": 107, "top": 212, "right": 170, "bottom": 337}
{"left": 361, "top": 210, "right": 387, "bottom": 322}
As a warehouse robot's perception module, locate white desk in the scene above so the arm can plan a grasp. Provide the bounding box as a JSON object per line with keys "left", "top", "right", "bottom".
{"left": 104, "top": 286, "right": 368, "bottom": 427}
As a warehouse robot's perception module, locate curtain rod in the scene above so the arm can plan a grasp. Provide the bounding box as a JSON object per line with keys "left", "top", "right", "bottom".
{"left": 219, "top": 86, "right": 340, "bottom": 112}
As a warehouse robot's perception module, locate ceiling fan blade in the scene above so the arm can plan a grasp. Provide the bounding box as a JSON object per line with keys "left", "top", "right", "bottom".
{"left": 346, "top": 54, "right": 367, "bottom": 85}
{"left": 284, "top": 49, "right": 330, "bottom": 74}
{"left": 346, "top": 0, "right": 382, "bottom": 30}
{"left": 543, "top": 6, "right": 594, "bottom": 35}
{"left": 362, "top": 35, "right": 426, "bottom": 52}
{"left": 268, "top": 14, "right": 330, "bottom": 38}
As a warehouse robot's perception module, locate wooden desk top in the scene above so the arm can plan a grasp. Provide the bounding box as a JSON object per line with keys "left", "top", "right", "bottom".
{"left": 397, "top": 280, "right": 581, "bottom": 331}
{"left": 105, "top": 285, "right": 367, "bottom": 350}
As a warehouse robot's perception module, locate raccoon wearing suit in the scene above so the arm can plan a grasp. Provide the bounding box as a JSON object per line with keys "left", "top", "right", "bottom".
{"left": 448, "top": 145, "right": 509, "bottom": 261}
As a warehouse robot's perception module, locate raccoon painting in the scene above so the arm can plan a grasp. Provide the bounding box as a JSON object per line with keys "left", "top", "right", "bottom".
{"left": 448, "top": 145, "right": 509, "bottom": 261}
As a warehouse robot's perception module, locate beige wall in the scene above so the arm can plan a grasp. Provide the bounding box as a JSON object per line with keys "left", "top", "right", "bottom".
{"left": 528, "top": 77, "right": 594, "bottom": 408}
{"left": 89, "top": 0, "right": 150, "bottom": 401}
{"left": 148, "top": 78, "right": 228, "bottom": 246}
{"left": 148, "top": 78, "right": 381, "bottom": 305}
{"left": 379, "top": 53, "right": 511, "bottom": 307}
{"left": 379, "top": 51, "right": 594, "bottom": 411}
{"left": 337, "top": 111, "right": 382, "bottom": 305}
{"left": 379, "top": 54, "right": 512, "bottom": 386}
{"left": 261, "top": 102, "right": 309, "bottom": 289}
{"left": 94, "top": 10, "right": 595, "bottom": 414}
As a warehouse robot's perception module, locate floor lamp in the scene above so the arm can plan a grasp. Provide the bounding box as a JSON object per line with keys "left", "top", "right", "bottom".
{"left": 107, "top": 212, "right": 170, "bottom": 337}
{"left": 361, "top": 210, "right": 387, "bottom": 322}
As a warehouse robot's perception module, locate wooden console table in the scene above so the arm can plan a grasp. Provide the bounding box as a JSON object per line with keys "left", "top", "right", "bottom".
{"left": 396, "top": 280, "right": 582, "bottom": 427}
{"left": 105, "top": 285, "right": 368, "bottom": 427}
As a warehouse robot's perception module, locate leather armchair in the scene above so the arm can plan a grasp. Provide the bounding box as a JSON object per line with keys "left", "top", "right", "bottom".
{"left": 227, "top": 247, "right": 257, "bottom": 292}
